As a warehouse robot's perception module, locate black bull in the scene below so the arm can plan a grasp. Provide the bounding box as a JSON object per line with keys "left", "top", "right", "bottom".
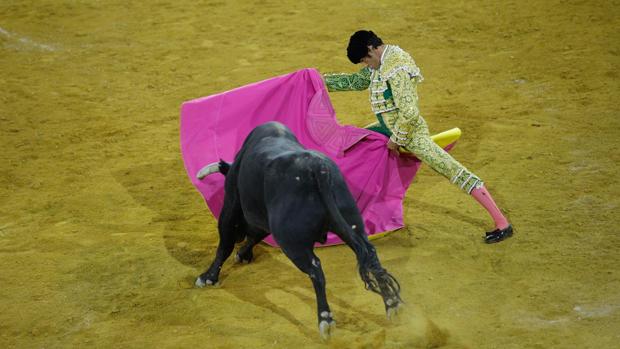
{"left": 194, "top": 122, "right": 401, "bottom": 339}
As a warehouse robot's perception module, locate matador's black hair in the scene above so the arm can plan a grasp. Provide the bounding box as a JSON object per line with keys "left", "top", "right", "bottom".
{"left": 347, "top": 30, "right": 384, "bottom": 64}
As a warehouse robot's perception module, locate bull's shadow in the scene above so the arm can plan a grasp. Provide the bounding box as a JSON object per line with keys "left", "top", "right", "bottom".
{"left": 207, "top": 250, "right": 394, "bottom": 342}
{"left": 112, "top": 159, "right": 218, "bottom": 267}
{"left": 112, "top": 159, "right": 394, "bottom": 339}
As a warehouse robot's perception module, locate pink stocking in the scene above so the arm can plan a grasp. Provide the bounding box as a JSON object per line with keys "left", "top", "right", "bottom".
{"left": 470, "top": 186, "right": 510, "bottom": 230}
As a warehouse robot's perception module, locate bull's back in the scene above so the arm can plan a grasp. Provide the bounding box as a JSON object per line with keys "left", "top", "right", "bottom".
{"left": 232, "top": 123, "right": 307, "bottom": 229}
{"left": 232, "top": 122, "right": 358, "bottom": 234}
{"left": 260, "top": 149, "right": 363, "bottom": 246}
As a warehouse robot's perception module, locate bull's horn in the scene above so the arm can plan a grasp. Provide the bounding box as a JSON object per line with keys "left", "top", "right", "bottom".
{"left": 196, "top": 162, "right": 220, "bottom": 180}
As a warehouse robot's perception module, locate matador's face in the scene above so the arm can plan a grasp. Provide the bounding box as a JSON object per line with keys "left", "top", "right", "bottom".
{"left": 360, "top": 45, "right": 383, "bottom": 70}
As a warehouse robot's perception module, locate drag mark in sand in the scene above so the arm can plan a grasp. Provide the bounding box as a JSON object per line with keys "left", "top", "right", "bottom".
{"left": 0, "top": 26, "right": 57, "bottom": 51}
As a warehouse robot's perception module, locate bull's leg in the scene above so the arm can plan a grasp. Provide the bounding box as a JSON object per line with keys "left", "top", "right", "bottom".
{"left": 235, "top": 229, "right": 268, "bottom": 264}
{"left": 331, "top": 207, "right": 403, "bottom": 319}
{"left": 195, "top": 232, "right": 235, "bottom": 287}
{"left": 373, "top": 268, "right": 403, "bottom": 319}
{"left": 337, "top": 223, "right": 403, "bottom": 319}
{"left": 195, "top": 198, "right": 240, "bottom": 288}
{"left": 283, "top": 247, "right": 335, "bottom": 340}
{"left": 362, "top": 248, "right": 403, "bottom": 319}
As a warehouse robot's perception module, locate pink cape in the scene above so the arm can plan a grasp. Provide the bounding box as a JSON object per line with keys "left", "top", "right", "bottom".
{"left": 180, "top": 68, "right": 445, "bottom": 246}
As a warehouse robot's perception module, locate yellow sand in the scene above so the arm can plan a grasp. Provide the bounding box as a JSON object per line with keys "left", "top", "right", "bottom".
{"left": 1, "top": 1, "right": 619, "bottom": 348}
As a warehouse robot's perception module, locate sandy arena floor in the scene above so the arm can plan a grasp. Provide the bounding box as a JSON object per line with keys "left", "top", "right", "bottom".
{"left": 1, "top": 1, "right": 619, "bottom": 348}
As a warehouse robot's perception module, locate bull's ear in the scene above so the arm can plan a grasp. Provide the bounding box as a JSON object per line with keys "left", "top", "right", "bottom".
{"left": 196, "top": 162, "right": 221, "bottom": 180}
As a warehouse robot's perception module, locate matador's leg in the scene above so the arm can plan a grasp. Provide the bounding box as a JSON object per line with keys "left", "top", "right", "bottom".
{"left": 404, "top": 122, "right": 512, "bottom": 243}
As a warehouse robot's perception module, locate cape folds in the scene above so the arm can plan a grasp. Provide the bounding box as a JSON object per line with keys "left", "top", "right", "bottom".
{"left": 180, "top": 68, "right": 425, "bottom": 246}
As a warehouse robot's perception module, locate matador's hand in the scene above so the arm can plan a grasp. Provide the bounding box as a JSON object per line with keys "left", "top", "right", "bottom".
{"left": 387, "top": 139, "right": 400, "bottom": 154}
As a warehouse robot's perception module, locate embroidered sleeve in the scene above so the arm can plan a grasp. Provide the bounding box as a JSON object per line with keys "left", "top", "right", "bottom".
{"left": 387, "top": 70, "right": 421, "bottom": 146}
{"left": 322, "top": 67, "right": 371, "bottom": 92}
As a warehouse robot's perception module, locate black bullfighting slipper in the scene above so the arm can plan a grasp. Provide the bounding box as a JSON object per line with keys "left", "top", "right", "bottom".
{"left": 484, "top": 224, "right": 513, "bottom": 244}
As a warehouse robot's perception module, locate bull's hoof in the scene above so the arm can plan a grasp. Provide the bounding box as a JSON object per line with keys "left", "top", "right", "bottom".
{"left": 318, "top": 311, "right": 335, "bottom": 340}
{"left": 319, "top": 320, "right": 336, "bottom": 340}
{"left": 386, "top": 298, "right": 402, "bottom": 320}
{"left": 234, "top": 252, "right": 252, "bottom": 264}
{"left": 195, "top": 276, "right": 218, "bottom": 288}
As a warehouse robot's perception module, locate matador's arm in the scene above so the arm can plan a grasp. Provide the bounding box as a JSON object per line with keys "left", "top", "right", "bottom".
{"left": 322, "top": 67, "right": 372, "bottom": 92}
{"left": 387, "top": 70, "right": 423, "bottom": 147}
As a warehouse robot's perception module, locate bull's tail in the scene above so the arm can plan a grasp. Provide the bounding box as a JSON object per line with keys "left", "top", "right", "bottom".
{"left": 196, "top": 160, "right": 231, "bottom": 180}
{"left": 313, "top": 159, "right": 401, "bottom": 305}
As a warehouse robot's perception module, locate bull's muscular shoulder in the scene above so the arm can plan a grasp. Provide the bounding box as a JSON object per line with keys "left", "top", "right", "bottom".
{"left": 256, "top": 121, "right": 291, "bottom": 136}
{"left": 379, "top": 45, "right": 424, "bottom": 83}
{"left": 249, "top": 121, "right": 298, "bottom": 144}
